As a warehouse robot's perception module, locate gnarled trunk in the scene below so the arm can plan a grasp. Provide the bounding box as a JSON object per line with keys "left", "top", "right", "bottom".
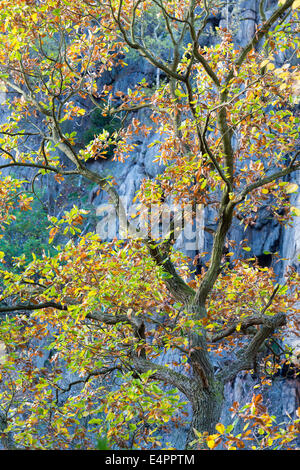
{"left": 186, "top": 380, "right": 224, "bottom": 449}
{"left": 183, "top": 301, "right": 225, "bottom": 449}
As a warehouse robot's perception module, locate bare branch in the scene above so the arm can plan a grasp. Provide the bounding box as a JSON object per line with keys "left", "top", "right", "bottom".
{"left": 0, "top": 159, "right": 80, "bottom": 176}
{"left": 0, "top": 301, "right": 68, "bottom": 314}
{"left": 218, "top": 313, "right": 286, "bottom": 383}
{"left": 56, "top": 366, "right": 122, "bottom": 395}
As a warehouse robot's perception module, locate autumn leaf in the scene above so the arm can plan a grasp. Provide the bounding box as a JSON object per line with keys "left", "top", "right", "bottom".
{"left": 215, "top": 423, "right": 225, "bottom": 434}
{"left": 206, "top": 437, "right": 217, "bottom": 449}
{"left": 290, "top": 206, "right": 300, "bottom": 217}
{"left": 285, "top": 183, "right": 298, "bottom": 194}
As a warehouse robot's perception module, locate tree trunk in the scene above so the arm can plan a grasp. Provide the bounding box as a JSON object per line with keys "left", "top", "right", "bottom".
{"left": 0, "top": 414, "right": 15, "bottom": 450}
{"left": 186, "top": 381, "right": 224, "bottom": 449}
{"left": 184, "top": 302, "right": 224, "bottom": 449}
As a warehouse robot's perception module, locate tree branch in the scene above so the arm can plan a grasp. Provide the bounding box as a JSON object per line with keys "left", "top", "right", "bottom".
{"left": 108, "top": 0, "right": 186, "bottom": 83}
{"left": 0, "top": 301, "right": 68, "bottom": 314}
{"left": 131, "top": 356, "right": 193, "bottom": 399}
{"left": 217, "top": 313, "right": 286, "bottom": 383}
{"left": 235, "top": 161, "right": 300, "bottom": 204}
{"left": 146, "top": 241, "right": 195, "bottom": 304}
{"left": 225, "top": 0, "right": 295, "bottom": 87}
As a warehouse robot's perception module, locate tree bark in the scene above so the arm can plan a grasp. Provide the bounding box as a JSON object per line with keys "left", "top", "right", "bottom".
{"left": 0, "top": 413, "right": 15, "bottom": 450}
{"left": 186, "top": 381, "right": 224, "bottom": 449}
{"left": 183, "top": 301, "right": 224, "bottom": 449}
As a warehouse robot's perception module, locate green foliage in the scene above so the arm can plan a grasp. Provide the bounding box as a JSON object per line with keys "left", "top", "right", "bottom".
{"left": 0, "top": 194, "right": 55, "bottom": 267}
{"left": 96, "top": 435, "right": 110, "bottom": 450}
{"left": 82, "top": 108, "right": 121, "bottom": 158}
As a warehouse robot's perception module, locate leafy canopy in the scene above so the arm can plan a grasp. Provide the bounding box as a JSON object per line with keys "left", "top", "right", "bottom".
{"left": 0, "top": 0, "right": 299, "bottom": 450}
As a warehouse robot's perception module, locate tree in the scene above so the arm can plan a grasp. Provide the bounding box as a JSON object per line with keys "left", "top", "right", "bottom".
{"left": 0, "top": 0, "right": 299, "bottom": 450}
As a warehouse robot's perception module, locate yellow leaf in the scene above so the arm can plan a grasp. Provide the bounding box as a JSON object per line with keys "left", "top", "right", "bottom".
{"left": 236, "top": 323, "right": 242, "bottom": 332}
{"left": 285, "top": 183, "right": 298, "bottom": 194}
{"left": 292, "top": 0, "right": 300, "bottom": 9}
{"left": 266, "top": 62, "right": 275, "bottom": 71}
{"left": 207, "top": 438, "right": 216, "bottom": 449}
{"left": 260, "top": 59, "right": 270, "bottom": 68}
{"left": 193, "top": 428, "right": 202, "bottom": 438}
{"left": 291, "top": 206, "right": 300, "bottom": 217}
{"left": 216, "top": 423, "right": 225, "bottom": 434}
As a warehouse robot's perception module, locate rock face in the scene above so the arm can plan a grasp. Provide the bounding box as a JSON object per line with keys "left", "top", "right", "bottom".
{"left": 0, "top": 0, "right": 299, "bottom": 450}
